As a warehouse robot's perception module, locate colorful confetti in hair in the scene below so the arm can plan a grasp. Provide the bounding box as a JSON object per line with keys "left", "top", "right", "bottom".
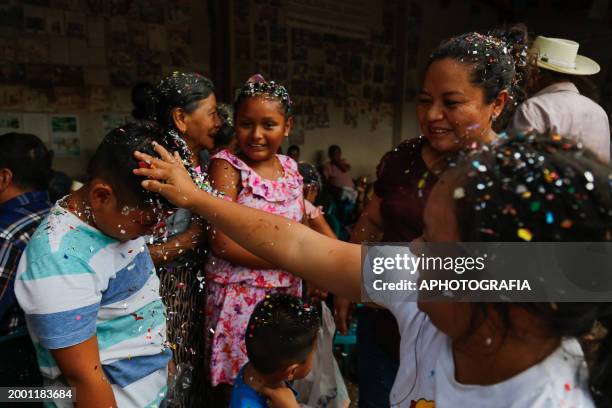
{"left": 428, "top": 25, "right": 534, "bottom": 127}
{"left": 235, "top": 74, "right": 293, "bottom": 117}
{"left": 245, "top": 293, "right": 320, "bottom": 374}
{"left": 451, "top": 132, "right": 612, "bottom": 242}
{"left": 152, "top": 71, "right": 215, "bottom": 130}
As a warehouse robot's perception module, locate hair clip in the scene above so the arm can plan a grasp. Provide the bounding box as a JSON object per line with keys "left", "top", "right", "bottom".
{"left": 246, "top": 74, "right": 267, "bottom": 84}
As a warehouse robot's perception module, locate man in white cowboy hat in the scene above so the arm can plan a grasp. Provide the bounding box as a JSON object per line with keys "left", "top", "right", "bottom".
{"left": 509, "top": 36, "right": 610, "bottom": 163}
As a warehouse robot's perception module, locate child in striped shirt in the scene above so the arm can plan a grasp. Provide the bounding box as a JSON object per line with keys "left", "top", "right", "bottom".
{"left": 15, "top": 122, "right": 172, "bottom": 407}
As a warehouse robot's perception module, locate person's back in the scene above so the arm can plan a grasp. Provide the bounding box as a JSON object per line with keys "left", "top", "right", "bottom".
{"left": 0, "top": 132, "right": 52, "bottom": 387}
{"left": 511, "top": 82, "right": 610, "bottom": 162}
{"left": 15, "top": 122, "right": 172, "bottom": 407}
{"left": 510, "top": 36, "right": 610, "bottom": 163}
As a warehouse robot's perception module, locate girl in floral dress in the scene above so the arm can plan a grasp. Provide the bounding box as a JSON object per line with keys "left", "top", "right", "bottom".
{"left": 204, "top": 75, "right": 303, "bottom": 396}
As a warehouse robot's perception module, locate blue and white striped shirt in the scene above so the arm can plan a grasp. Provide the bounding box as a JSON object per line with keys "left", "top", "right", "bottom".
{"left": 15, "top": 205, "right": 170, "bottom": 407}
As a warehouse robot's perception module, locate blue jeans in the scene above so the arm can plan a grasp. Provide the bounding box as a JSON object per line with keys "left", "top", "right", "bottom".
{"left": 356, "top": 308, "right": 399, "bottom": 408}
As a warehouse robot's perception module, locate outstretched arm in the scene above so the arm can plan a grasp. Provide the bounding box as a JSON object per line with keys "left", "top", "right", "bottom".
{"left": 133, "top": 144, "right": 362, "bottom": 300}
{"left": 206, "top": 158, "right": 276, "bottom": 269}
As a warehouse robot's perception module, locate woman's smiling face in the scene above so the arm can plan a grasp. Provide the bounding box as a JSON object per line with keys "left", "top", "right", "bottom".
{"left": 416, "top": 58, "right": 505, "bottom": 153}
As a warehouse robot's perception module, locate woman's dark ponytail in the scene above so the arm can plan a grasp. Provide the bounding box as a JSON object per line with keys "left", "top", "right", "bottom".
{"left": 489, "top": 24, "right": 536, "bottom": 104}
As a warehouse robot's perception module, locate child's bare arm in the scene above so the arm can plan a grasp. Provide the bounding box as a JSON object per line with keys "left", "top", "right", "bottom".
{"left": 148, "top": 217, "right": 205, "bottom": 264}
{"left": 335, "top": 193, "right": 386, "bottom": 332}
{"left": 50, "top": 335, "right": 117, "bottom": 408}
{"left": 207, "top": 159, "right": 276, "bottom": 269}
{"left": 134, "top": 146, "right": 362, "bottom": 300}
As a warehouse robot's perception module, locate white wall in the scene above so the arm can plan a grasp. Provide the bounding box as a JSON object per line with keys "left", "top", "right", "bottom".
{"left": 286, "top": 106, "right": 394, "bottom": 180}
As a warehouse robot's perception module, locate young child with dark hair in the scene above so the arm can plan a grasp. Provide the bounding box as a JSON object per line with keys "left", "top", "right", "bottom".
{"left": 230, "top": 294, "right": 319, "bottom": 408}
{"left": 15, "top": 122, "right": 173, "bottom": 407}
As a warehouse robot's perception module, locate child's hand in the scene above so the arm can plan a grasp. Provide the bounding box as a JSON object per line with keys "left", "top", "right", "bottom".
{"left": 133, "top": 143, "right": 200, "bottom": 210}
{"left": 304, "top": 184, "right": 318, "bottom": 203}
{"left": 259, "top": 385, "right": 300, "bottom": 408}
{"left": 307, "top": 282, "right": 328, "bottom": 302}
{"left": 334, "top": 296, "right": 354, "bottom": 335}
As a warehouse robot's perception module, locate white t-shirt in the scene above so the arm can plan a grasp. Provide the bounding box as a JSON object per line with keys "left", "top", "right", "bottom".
{"left": 366, "top": 247, "right": 594, "bottom": 407}
{"left": 386, "top": 301, "right": 593, "bottom": 407}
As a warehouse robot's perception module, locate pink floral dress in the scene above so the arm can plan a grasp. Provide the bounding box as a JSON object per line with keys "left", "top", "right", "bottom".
{"left": 204, "top": 149, "right": 304, "bottom": 386}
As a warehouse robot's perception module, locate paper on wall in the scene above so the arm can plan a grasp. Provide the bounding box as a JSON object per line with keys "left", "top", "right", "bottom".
{"left": 64, "top": 11, "right": 86, "bottom": 38}
{"left": 89, "top": 86, "right": 111, "bottom": 112}
{"left": 22, "top": 88, "right": 53, "bottom": 112}
{"left": 84, "top": 68, "right": 110, "bottom": 86}
{"left": 0, "top": 87, "right": 23, "bottom": 110}
{"left": 102, "top": 113, "right": 131, "bottom": 135}
{"left": 18, "top": 38, "right": 50, "bottom": 63}
{"left": 87, "top": 46, "right": 106, "bottom": 66}
{"left": 87, "top": 17, "right": 105, "bottom": 47}
{"left": 46, "top": 8, "right": 64, "bottom": 35}
{"left": 69, "top": 39, "right": 89, "bottom": 66}
{"left": 23, "top": 5, "right": 46, "bottom": 34}
{"left": 110, "top": 17, "right": 128, "bottom": 33}
{"left": 0, "top": 112, "right": 22, "bottom": 134}
{"left": 148, "top": 24, "right": 167, "bottom": 51}
{"left": 49, "top": 37, "right": 70, "bottom": 65}
{"left": 50, "top": 114, "right": 80, "bottom": 157}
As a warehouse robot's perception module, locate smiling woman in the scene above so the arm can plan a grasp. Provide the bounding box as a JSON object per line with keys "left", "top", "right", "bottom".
{"left": 334, "top": 24, "right": 534, "bottom": 408}
{"left": 145, "top": 72, "right": 222, "bottom": 406}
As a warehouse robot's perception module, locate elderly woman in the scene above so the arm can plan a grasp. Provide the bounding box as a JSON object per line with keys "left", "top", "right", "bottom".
{"left": 148, "top": 71, "right": 222, "bottom": 406}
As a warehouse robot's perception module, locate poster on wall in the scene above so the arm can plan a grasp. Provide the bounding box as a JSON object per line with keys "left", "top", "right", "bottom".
{"left": 50, "top": 115, "right": 80, "bottom": 157}
{"left": 0, "top": 112, "right": 22, "bottom": 134}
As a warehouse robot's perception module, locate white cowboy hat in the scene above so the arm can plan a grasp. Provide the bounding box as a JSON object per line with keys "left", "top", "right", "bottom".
{"left": 533, "top": 36, "right": 600, "bottom": 75}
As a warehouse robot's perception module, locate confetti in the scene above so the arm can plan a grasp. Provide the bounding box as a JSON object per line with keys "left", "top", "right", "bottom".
{"left": 453, "top": 187, "right": 465, "bottom": 199}
{"left": 517, "top": 228, "right": 533, "bottom": 242}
